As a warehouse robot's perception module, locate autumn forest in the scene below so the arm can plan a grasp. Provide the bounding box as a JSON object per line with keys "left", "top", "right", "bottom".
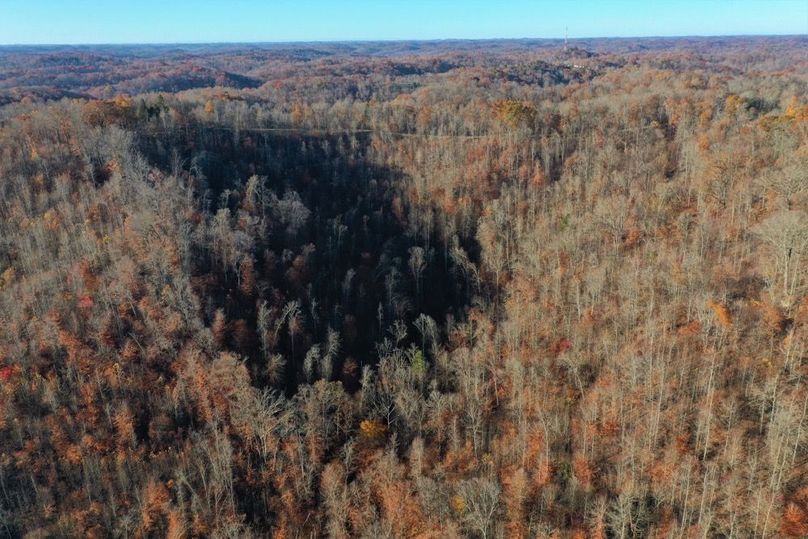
{"left": 0, "top": 36, "right": 807, "bottom": 537}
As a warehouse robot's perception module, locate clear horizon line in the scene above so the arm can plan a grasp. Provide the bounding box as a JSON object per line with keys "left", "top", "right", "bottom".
{"left": 0, "top": 32, "right": 804, "bottom": 48}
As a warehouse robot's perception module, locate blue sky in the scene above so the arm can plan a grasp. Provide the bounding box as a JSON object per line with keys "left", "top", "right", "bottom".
{"left": 0, "top": 0, "right": 806, "bottom": 45}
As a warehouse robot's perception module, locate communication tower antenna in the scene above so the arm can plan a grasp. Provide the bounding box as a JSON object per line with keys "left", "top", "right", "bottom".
{"left": 564, "top": 27, "right": 568, "bottom": 51}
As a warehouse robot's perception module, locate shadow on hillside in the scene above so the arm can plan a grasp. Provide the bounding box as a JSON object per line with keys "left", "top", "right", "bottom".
{"left": 138, "top": 127, "right": 477, "bottom": 394}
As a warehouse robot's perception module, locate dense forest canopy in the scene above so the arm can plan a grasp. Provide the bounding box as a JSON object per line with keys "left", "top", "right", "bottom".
{"left": 0, "top": 36, "right": 806, "bottom": 537}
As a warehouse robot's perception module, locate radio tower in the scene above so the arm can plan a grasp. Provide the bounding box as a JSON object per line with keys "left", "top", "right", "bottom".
{"left": 564, "top": 27, "right": 568, "bottom": 52}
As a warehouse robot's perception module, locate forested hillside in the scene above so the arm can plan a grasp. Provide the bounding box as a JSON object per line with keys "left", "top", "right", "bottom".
{"left": 0, "top": 37, "right": 806, "bottom": 537}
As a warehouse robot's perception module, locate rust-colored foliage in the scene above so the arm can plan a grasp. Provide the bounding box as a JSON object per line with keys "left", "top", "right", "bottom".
{"left": 0, "top": 365, "right": 13, "bottom": 382}
{"left": 782, "top": 488, "right": 808, "bottom": 538}
{"left": 707, "top": 300, "right": 733, "bottom": 328}
{"left": 141, "top": 480, "right": 170, "bottom": 532}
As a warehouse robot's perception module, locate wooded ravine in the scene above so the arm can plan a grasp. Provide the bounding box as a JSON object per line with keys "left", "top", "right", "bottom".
{"left": 0, "top": 37, "right": 806, "bottom": 537}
